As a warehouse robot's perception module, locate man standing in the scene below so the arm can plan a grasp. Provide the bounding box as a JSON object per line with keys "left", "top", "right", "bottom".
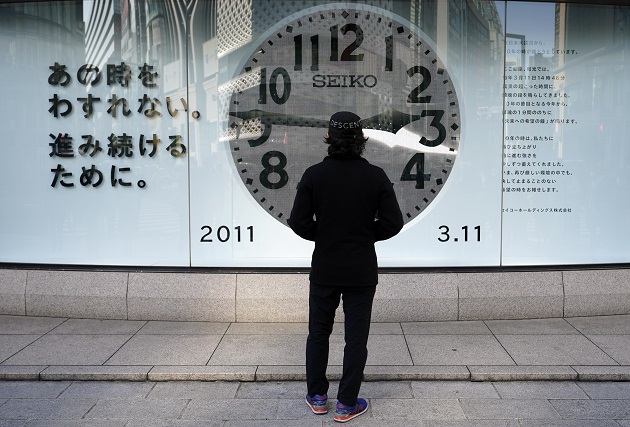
{"left": 288, "top": 111, "right": 404, "bottom": 423}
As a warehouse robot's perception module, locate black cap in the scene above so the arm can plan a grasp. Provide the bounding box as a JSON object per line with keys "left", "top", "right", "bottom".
{"left": 327, "top": 111, "right": 363, "bottom": 139}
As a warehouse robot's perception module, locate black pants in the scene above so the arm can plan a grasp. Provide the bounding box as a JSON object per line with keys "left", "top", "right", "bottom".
{"left": 306, "top": 283, "right": 377, "bottom": 407}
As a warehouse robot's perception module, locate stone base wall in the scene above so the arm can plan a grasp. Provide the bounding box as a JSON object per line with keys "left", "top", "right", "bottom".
{"left": 1, "top": 268, "right": 629, "bottom": 321}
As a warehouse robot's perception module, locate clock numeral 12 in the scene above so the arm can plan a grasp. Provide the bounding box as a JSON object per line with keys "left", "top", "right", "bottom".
{"left": 293, "top": 24, "right": 366, "bottom": 70}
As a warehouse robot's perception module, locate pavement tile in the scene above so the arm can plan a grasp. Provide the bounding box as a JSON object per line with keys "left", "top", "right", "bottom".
{"left": 357, "top": 381, "right": 414, "bottom": 398}
{"left": 224, "top": 421, "right": 323, "bottom": 427}
{"left": 25, "top": 421, "right": 125, "bottom": 427}
{"left": 138, "top": 321, "right": 229, "bottom": 335}
{"left": 519, "top": 422, "right": 620, "bottom": 427}
{"left": 2, "top": 335, "right": 131, "bottom": 366}
{"left": 459, "top": 398, "right": 560, "bottom": 420}
{"left": 0, "top": 381, "right": 71, "bottom": 399}
{"left": 0, "top": 335, "right": 42, "bottom": 362}
{"left": 370, "top": 398, "right": 466, "bottom": 420}
{"left": 549, "top": 399, "right": 630, "bottom": 419}
{"left": 226, "top": 323, "right": 307, "bottom": 335}
{"left": 208, "top": 335, "right": 305, "bottom": 365}
{"left": 406, "top": 335, "right": 515, "bottom": 366}
{"left": 337, "top": 322, "right": 403, "bottom": 335}
{"left": 275, "top": 398, "right": 336, "bottom": 420}
{"left": 148, "top": 381, "right": 239, "bottom": 399}
{"left": 22, "top": 420, "right": 127, "bottom": 427}
{"left": 566, "top": 314, "right": 630, "bottom": 335}
{"left": 423, "top": 422, "right": 519, "bottom": 427}
{"left": 362, "top": 335, "right": 413, "bottom": 365}
{"left": 587, "top": 335, "right": 630, "bottom": 364}
{"left": 105, "top": 335, "right": 222, "bottom": 365}
{"left": 324, "top": 421, "right": 424, "bottom": 427}
{"left": 149, "top": 365, "right": 256, "bottom": 381}
{"left": 0, "top": 398, "right": 96, "bottom": 420}
{"left": 236, "top": 381, "right": 306, "bottom": 399}
{"left": 577, "top": 381, "right": 630, "bottom": 399}
{"left": 411, "top": 381, "right": 499, "bottom": 399}
{"left": 85, "top": 398, "right": 189, "bottom": 420}
{"left": 59, "top": 381, "right": 155, "bottom": 399}
{"left": 495, "top": 335, "right": 618, "bottom": 365}
{"left": 468, "top": 365, "right": 577, "bottom": 381}
{"left": 492, "top": 381, "right": 588, "bottom": 399}
{"left": 48, "top": 319, "right": 146, "bottom": 335}
{"left": 41, "top": 366, "right": 151, "bottom": 381}
{"left": 484, "top": 318, "right": 579, "bottom": 335}
{"left": 183, "top": 398, "right": 278, "bottom": 420}
{"left": 126, "top": 421, "right": 222, "bottom": 427}
{"left": 0, "top": 315, "right": 66, "bottom": 334}
{"left": 402, "top": 320, "right": 491, "bottom": 335}
{"left": 0, "top": 420, "right": 27, "bottom": 427}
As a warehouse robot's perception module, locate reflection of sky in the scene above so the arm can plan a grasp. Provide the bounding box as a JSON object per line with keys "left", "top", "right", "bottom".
{"left": 505, "top": 1, "right": 556, "bottom": 49}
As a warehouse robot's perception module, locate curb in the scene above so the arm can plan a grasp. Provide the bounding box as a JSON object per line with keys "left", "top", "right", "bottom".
{"left": 1, "top": 365, "right": 630, "bottom": 382}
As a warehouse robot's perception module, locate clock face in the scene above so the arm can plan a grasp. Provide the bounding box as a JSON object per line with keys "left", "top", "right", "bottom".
{"left": 225, "top": 4, "right": 460, "bottom": 226}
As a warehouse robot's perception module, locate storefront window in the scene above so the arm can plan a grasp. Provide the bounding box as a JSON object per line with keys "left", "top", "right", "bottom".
{"left": 0, "top": 0, "right": 628, "bottom": 267}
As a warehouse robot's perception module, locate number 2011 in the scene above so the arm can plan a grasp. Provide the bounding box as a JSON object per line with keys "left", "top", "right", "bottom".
{"left": 200, "top": 225, "right": 254, "bottom": 243}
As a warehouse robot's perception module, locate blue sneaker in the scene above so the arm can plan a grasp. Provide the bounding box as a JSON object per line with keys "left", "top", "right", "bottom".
{"left": 305, "top": 393, "right": 328, "bottom": 414}
{"left": 333, "top": 398, "right": 368, "bottom": 423}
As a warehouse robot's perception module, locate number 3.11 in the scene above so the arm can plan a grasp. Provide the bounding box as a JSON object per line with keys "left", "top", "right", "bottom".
{"left": 438, "top": 225, "right": 481, "bottom": 242}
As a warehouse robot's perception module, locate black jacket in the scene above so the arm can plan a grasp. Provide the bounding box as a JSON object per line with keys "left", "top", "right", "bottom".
{"left": 288, "top": 154, "right": 404, "bottom": 286}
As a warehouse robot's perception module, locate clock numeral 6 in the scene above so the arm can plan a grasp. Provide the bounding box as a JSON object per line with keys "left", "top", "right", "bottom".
{"left": 260, "top": 150, "right": 289, "bottom": 189}
{"left": 259, "top": 67, "right": 291, "bottom": 105}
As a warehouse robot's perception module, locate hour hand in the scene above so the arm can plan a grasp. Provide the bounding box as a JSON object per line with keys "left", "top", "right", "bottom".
{"left": 362, "top": 109, "right": 423, "bottom": 134}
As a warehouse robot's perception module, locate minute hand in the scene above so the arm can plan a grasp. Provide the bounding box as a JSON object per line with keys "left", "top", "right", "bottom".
{"left": 362, "top": 109, "right": 423, "bottom": 134}
{"left": 230, "top": 110, "right": 329, "bottom": 129}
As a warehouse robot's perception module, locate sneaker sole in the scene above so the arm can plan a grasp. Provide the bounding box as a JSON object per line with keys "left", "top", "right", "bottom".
{"left": 333, "top": 401, "right": 368, "bottom": 423}
{"left": 305, "top": 396, "right": 328, "bottom": 414}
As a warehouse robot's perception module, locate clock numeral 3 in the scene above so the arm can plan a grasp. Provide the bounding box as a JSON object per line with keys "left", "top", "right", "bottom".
{"left": 420, "top": 110, "right": 447, "bottom": 147}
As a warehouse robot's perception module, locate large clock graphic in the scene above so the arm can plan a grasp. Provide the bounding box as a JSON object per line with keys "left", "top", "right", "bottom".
{"left": 225, "top": 4, "right": 460, "bottom": 226}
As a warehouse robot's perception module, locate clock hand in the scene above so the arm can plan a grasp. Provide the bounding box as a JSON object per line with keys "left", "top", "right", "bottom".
{"left": 229, "top": 108, "right": 424, "bottom": 135}
{"left": 361, "top": 109, "right": 423, "bottom": 134}
{"left": 229, "top": 109, "right": 329, "bottom": 129}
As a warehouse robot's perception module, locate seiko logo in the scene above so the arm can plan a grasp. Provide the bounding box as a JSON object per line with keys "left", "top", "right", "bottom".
{"left": 312, "top": 74, "right": 377, "bottom": 88}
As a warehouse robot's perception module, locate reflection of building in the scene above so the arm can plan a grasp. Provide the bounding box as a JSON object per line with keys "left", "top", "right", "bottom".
{"left": 85, "top": 0, "right": 122, "bottom": 70}
{"left": 409, "top": 0, "right": 503, "bottom": 106}
{"left": 0, "top": 2, "right": 84, "bottom": 130}
{"left": 555, "top": 3, "right": 630, "bottom": 167}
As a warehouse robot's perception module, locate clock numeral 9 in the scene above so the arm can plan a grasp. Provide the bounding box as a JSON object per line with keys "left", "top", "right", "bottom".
{"left": 259, "top": 67, "right": 291, "bottom": 105}
{"left": 260, "top": 150, "right": 289, "bottom": 189}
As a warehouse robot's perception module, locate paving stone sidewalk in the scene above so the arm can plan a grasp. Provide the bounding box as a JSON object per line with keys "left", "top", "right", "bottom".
{"left": 1, "top": 314, "right": 630, "bottom": 382}
{"left": 1, "top": 379, "right": 630, "bottom": 425}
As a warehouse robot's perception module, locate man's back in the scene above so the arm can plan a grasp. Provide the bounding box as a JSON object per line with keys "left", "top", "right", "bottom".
{"left": 289, "top": 154, "right": 403, "bottom": 286}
